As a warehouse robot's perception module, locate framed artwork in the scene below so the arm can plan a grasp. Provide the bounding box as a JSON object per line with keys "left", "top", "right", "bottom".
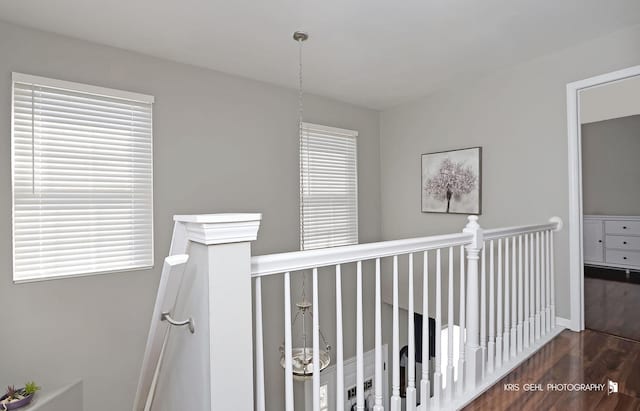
{"left": 421, "top": 147, "right": 482, "bottom": 214}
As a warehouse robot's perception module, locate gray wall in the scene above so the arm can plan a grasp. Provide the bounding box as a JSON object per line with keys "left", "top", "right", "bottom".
{"left": 0, "top": 21, "right": 381, "bottom": 411}
{"left": 582, "top": 115, "right": 640, "bottom": 215}
{"left": 379, "top": 24, "right": 640, "bottom": 321}
{"left": 4, "top": 14, "right": 640, "bottom": 411}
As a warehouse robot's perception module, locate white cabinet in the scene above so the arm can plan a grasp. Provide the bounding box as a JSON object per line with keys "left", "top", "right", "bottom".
{"left": 584, "top": 215, "right": 640, "bottom": 271}
{"left": 583, "top": 219, "right": 604, "bottom": 263}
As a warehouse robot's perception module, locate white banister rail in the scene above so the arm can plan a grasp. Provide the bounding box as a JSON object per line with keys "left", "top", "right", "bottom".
{"left": 249, "top": 216, "right": 563, "bottom": 411}
{"left": 251, "top": 232, "right": 473, "bottom": 277}
{"left": 483, "top": 222, "right": 558, "bottom": 240}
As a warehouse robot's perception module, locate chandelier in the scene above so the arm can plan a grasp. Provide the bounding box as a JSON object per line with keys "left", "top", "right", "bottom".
{"left": 280, "top": 273, "right": 331, "bottom": 379}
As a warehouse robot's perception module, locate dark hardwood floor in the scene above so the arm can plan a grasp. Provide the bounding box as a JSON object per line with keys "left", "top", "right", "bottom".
{"left": 585, "top": 266, "right": 640, "bottom": 341}
{"left": 463, "top": 329, "right": 640, "bottom": 411}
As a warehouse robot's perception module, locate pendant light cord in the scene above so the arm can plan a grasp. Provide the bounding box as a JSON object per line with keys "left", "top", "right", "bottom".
{"left": 298, "top": 35, "right": 306, "bottom": 251}
{"left": 298, "top": 37, "right": 304, "bottom": 133}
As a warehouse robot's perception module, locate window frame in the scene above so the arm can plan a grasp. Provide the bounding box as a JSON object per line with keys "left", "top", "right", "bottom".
{"left": 299, "top": 122, "right": 359, "bottom": 251}
{"left": 10, "top": 72, "right": 155, "bottom": 283}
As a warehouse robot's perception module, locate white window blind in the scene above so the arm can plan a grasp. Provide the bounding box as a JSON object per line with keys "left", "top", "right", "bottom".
{"left": 11, "top": 73, "right": 154, "bottom": 282}
{"left": 300, "top": 122, "right": 358, "bottom": 250}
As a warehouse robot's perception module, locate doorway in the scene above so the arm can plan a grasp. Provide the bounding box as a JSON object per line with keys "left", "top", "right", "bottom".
{"left": 566, "top": 65, "right": 640, "bottom": 335}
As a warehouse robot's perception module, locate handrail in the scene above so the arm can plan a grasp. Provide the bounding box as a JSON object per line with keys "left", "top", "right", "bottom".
{"left": 251, "top": 232, "right": 473, "bottom": 277}
{"left": 484, "top": 218, "right": 562, "bottom": 241}
{"left": 251, "top": 217, "right": 563, "bottom": 277}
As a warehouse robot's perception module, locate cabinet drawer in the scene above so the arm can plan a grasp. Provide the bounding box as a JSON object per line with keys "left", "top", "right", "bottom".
{"left": 605, "top": 221, "right": 640, "bottom": 235}
{"left": 605, "top": 235, "right": 640, "bottom": 251}
{"left": 605, "top": 249, "right": 640, "bottom": 267}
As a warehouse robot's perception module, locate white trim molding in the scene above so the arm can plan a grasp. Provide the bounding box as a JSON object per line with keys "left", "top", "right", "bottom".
{"left": 555, "top": 317, "right": 572, "bottom": 329}
{"left": 566, "top": 64, "right": 640, "bottom": 332}
{"left": 12, "top": 72, "right": 154, "bottom": 103}
{"left": 174, "top": 213, "right": 262, "bottom": 245}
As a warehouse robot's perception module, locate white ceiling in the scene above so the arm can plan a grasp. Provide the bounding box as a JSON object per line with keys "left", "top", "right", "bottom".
{"left": 1, "top": 0, "right": 640, "bottom": 110}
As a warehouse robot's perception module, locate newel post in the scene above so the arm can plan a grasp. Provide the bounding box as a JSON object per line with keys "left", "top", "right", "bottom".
{"left": 174, "top": 213, "right": 262, "bottom": 411}
{"left": 463, "top": 215, "right": 484, "bottom": 390}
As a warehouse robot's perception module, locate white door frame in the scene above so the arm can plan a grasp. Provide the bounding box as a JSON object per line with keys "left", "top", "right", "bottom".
{"left": 566, "top": 64, "right": 640, "bottom": 332}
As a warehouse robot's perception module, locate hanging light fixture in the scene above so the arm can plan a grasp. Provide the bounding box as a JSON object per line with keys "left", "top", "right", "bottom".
{"left": 280, "top": 274, "right": 331, "bottom": 380}
{"left": 279, "top": 31, "right": 331, "bottom": 380}
{"left": 293, "top": 30, "right": 308, "bottom": 142}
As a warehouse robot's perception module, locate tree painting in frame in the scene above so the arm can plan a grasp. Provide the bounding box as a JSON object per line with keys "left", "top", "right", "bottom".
{"left": 421, "top": 147, "right": 481, "bottom": 214}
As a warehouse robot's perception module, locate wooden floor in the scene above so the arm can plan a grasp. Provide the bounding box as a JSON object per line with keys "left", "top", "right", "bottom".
{"left": 585, "top": 266, "right": 640, "bottom": 341}
{"left": 463, "top": 329, "right": 640, "bottom": 411}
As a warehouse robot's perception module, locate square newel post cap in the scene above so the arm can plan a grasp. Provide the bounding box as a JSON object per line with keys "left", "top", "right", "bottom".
{"left": 173, "top": 213, "right": 262, "bottom": 245}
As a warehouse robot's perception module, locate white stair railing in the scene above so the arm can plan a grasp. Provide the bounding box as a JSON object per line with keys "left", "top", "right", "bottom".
{"left": 134, "top": 213, "right": 563, "bottom": 410}
{"left": 251, "top": 215, "right": 563, "bottom": 411}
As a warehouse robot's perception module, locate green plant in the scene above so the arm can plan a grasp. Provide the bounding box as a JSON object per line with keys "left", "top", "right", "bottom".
{"left": 22, "top": 381, "right": 40, "bottom": 396}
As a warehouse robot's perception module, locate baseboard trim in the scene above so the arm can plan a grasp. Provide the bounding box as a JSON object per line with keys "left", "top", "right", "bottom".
{"left": 555, "top": 317, "right": 572, "bottom": 329}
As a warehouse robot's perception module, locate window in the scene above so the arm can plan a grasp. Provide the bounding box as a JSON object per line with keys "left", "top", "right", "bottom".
{"left": 11, "top": 73, "right": 154, "bottom": 282}
{"left": 299, "top": 122, "right": 358, "bottom": 250}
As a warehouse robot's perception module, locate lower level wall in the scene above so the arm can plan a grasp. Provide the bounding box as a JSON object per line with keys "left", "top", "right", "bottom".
{"left": 31, "top": 381, "right": 83, "bottom": 411}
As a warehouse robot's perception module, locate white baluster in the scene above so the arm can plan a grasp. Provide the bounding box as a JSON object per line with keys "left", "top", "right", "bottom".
{"left": 336, "top": 265, "right": 345, "bottom": 411}
{"left": 503, "top": 238, "right": 510, "bottom": 362}
{"left": 535, "top": 232, "right": 541, "bottom": 340}
{"left": 550, "top": 230, "right": 556, "bottom": 328}
{"left": 433, "top": 249, "right": 442, "bottom": 408}
{"left": 458, "top": 245, "right": 466, "bottom": 396}
{"left": 420, "top": 251, "right": 430, "bottom": 408}
{"left": 524, "top": 234, "right": 530, "bottom": 349}
{"left": 517, "top": 235, "right": 523, "bottom": 353}
{"left": 529, "top": 233, "right": 535, "bottom": 346}
{"left": 284, "top": 272, "right": 294, "bottom": 411}
{"left": 545, "top": 231, "right": 551, "bottom": 333}
{"left": 496, "top": 239, "right": 503, "bottom": 369}
{"left": 480, "top": 243, "right": 487, "bottom": 379}
{"left": 374, "top": 259, "right": 383, "bottom": 411}
{"left": 356, "top": 261, "right": 364, "bottom": 410}
{"left": 488, "top": 240, "right": 495, "bottom": 374}
{"left": 255, "top": 277, "right": 265, "bottom": 411}
{"left": 540, "top": 231, "right": 547, "bottom": 335}
{"left": 407, "top": 254, "right": 417, "bottom": 410}
{"left": 391, "top": 256, "right": 401, "bottom": 411}
{"left": 447, "top": 247, "right": 455, "bottom": 400}
{"left": 313, "top": 268, "right": 320, "bottom": 411}
{"left": 511, "top": 237, "right": 517, "bottom": 358}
